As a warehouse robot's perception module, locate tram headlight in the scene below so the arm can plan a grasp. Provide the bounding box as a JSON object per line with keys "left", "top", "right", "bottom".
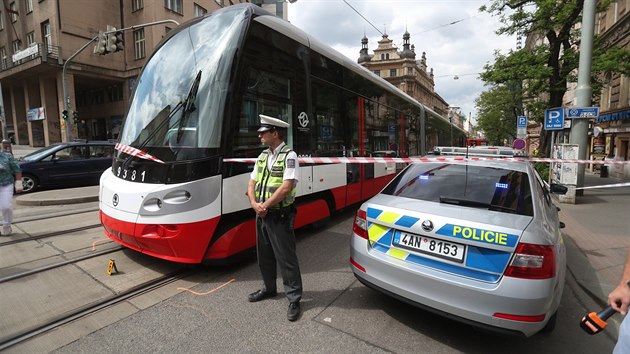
{"left": 143, "top": 197, "right": 163, "bottom": 211}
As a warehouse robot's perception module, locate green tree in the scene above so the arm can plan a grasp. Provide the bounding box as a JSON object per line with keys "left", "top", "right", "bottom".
{"left": 475, "top": 83, "right": 522, "bottom": 145}
{"left": 478, "top": 0, "right": 630, "bottom": 154}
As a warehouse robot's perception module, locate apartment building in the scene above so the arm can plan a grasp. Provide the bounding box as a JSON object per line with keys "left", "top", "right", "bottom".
{"left": 357, "top": 31, "right": 451, "bottom": 119}
{"left": 0, "top": 0, "right": 286, "bottom": 147}
{"left": 593, "top": 0, "right": 629, "bottom": 178}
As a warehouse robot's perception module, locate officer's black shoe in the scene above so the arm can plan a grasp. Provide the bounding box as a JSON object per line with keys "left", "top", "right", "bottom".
{"left": 248, "top": 289, "right": 277, "bottom": 302}
{"left": 287, "top": 302, "right": 301, "bottom": 321}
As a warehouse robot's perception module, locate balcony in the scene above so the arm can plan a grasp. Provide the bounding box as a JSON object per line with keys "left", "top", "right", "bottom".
{"left": 1, "top": 43, "right": 62, "bottom": 73}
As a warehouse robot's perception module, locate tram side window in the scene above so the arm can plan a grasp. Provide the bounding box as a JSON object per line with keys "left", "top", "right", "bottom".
{"left": 312, "top": 82, "right": 345, "bottom": 157}
{"left": 233, "top": 67, "right": 292, "bottom": 157}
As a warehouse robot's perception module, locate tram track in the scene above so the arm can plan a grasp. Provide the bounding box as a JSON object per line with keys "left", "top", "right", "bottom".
{"left": 13, "top": 206, "right": 100, "bottom": 224}
{"left": 0, "top": 245, "right": 123, "bottom": 284}
{"left": 0, "top": 224, "right": 102, "bottom": 247}
{"left": 0, "top": 268, "right": 193, "bottom": 351}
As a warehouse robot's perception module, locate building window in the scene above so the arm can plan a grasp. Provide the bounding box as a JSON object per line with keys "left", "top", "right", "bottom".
{"left": 407, "top": 67, "right": 413, "bottom": 75}
{"left": 390, "top": 68, "right": 396, "bottom": 77}
{"left": 373, "top": 70, "right": 380, "bottom": 77}
{"left": 0, "top": 47, "right": 7, "bottom": 69}
{"left": 9, "top": 2, "right": 17, "bottom": 22}
{"left": 386, "top": 53, "right": 390, "bottom": 60}
{"left": 0, "top": 11, "right": 4, "bottom": 31}
{"left": 214, "top": 0, "right": 223, "bottom": 5}
{"left": 164, "top": 0, "right": 182, "bottom": 14}
{"left": 25, "top": 0, "right": 33, "bottom": 14}
{"left": 194, "top": 3, "right": 207, "bottom": 17}
{"left": 26, "top": 31, "right": 35, "bottom": 46}
{"left": 134, "top": 29, "right": 145, "bottom": 59}
{"left": 12, "top": 40, "right": 20, "bottom": 53}
{"left": 41, "top": 20, "right": 51, "bottom": 52}
{"left": 380, "top": 54, "right": 384, "bottom": 60}
{"left": 132, "top": 0, "right": 143, "bottom": 12}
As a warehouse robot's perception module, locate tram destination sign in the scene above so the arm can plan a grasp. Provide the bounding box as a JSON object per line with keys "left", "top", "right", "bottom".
{"left": 567, "top": 107, "right": 599, "bottom": 119}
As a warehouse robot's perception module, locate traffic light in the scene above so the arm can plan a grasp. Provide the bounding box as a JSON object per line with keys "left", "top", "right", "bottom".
{"left": 73, "top": 111, "right": 79, "bottom": 124}
{"left": 62, "top": 110, "right": 69, "bottom": 121}
{"left": 93, "top": 31, "right": 108, "bottom": 55}
{"left": 114, "top": 31, "right": 124, "bottom": 52}
{"left": 106, "top": 29, "right": 118, "bottom": 53}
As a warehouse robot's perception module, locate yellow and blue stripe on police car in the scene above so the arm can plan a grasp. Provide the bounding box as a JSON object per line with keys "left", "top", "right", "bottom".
{"left": 366, "top": 207, "right": 517, "bottom": 282}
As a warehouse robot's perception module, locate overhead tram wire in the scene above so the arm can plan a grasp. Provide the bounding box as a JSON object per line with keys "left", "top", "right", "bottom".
{"left": 340, "top": 0, "right": 481, "bottom": 50}
{"left": 341, "top": 0, "right": 383, "bottom": 36}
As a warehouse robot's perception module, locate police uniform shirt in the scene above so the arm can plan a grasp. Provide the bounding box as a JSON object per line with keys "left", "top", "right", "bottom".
{"left": 250, "top": 142, "right": 300, "bottom": 183}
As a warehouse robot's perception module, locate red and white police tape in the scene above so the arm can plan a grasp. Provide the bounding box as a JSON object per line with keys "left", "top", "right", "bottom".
{"left": 575, "top": 182, "right": 630, "bottom": 190}
{"left": 223, "top": 156, "right": 630, "bottom": 165}
{"left": 115, "top": 143, "right": 164, "bottom": 164}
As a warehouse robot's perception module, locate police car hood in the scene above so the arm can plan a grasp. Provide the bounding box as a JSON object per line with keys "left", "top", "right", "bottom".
{"left": 366, "top": 194, "right": 532, "bottom": 252}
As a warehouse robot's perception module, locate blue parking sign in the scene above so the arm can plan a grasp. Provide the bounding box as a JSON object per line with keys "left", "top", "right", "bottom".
{"left": 517, "top": 116, "right": 527, "bottom": 128}
{"left": 544, "top": 107, "right": 564, "bottom": 130}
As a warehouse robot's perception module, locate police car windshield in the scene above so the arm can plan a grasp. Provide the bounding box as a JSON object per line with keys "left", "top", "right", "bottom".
{"left": 382, "top": 163, "right": 533, "bottom": 216}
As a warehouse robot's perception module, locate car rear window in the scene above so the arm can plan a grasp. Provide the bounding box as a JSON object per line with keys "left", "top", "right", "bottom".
{"left": 381, "top": 163, "right": 533, "bottom": 216}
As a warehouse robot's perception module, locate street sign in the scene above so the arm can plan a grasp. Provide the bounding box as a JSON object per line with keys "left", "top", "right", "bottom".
{"left": 517, "top": 115, "right": 527, "bottom": 128}
{"left": 567, "top": 107, "right": 599, "bottom": 119}
{"left": 544, "top": 107, "right": 564, "bottom": 130}
{"left": 513, "top": 138, "right": 526, "bottom": 150}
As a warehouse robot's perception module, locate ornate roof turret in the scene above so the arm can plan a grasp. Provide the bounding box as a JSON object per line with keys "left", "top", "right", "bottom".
{"left": 400, "top": 30, "right": 415, "bottom": 59}
{"left": 358, "top": 35, "right": 372, "bottom": 63}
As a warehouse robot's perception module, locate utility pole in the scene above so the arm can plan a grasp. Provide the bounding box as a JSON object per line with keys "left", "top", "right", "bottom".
{"left": 569, "top": 0, "right": 596, "bottom": 196}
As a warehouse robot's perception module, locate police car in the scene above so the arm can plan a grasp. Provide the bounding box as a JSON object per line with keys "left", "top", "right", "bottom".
{"left": 350, "top": 156, "right": 568, "bottom": 337}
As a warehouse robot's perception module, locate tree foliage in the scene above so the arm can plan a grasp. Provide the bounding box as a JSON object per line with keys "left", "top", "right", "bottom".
{"left": 476, "top": 0, "right": 629, "bottom": 154}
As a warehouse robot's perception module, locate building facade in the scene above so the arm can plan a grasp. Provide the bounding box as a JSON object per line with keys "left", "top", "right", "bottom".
{"left": 357, "top": 31, "right": 460, "bottom": 148}
{"left": 0, "top": 0, "right": 266, "bottom": 147}
{"left": 593, "top": 0, "right": 629, "bottom": 178}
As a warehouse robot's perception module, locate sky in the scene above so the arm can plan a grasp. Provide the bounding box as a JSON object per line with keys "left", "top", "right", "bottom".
{"left": 287, "top": 0, "right": 517, "bottom": 126}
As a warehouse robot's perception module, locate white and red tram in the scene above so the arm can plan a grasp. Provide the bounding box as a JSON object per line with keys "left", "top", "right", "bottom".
{"left": 99, "top": 4, "right": 466, "bottom": 264}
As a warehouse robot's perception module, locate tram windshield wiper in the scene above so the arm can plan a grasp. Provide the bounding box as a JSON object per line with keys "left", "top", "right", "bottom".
{"left": 175, "top": 70, "right": 202, "bottom": 145}
{"left": 123, "top": 70, "right": 202, "bottom": 165}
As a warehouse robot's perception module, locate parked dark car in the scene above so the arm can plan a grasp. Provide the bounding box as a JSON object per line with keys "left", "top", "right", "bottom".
{"left": 18, "top": 140, "right": 115, "bottom": 193}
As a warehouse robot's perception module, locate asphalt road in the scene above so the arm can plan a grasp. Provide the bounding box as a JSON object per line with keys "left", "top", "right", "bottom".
{"left": 21, "top": 207, "right": 612, "bottom": 354}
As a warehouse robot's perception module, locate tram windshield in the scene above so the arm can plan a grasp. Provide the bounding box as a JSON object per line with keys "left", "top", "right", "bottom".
{"left": 118, "top": 6, "right": 247, "bottom": 162}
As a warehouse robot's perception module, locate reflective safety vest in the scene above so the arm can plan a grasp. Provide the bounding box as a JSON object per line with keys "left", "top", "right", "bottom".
{"left": 254, "top": 145, "right": 296, "bottom": 208}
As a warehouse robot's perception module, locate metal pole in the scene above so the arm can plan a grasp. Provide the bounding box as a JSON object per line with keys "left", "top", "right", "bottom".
{"left": 61, "top": 19, "right": 180, "bottom": 142}
{"left": 570, "top": 0, "right": 596, "bottom": 194}
{"left": 0, "top": 82, "right": 6, "bottom": 140}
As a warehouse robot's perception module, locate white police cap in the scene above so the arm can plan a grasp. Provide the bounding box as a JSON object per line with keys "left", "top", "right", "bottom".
{"left": 258, "top": 114, "right": 290, "bottom": 132}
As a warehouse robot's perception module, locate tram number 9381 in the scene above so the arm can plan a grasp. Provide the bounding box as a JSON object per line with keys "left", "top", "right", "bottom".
{"left": 116, "top": 166, "right": 147, "bottom": 182}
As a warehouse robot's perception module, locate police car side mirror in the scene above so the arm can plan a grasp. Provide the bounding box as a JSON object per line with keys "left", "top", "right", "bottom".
{"left": 550, "top": 183, "right": 568, "bottom": 195}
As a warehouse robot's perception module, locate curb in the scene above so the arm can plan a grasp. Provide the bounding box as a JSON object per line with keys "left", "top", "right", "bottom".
{"left": 15, "top": 186, "right": 100, "bottom": 206}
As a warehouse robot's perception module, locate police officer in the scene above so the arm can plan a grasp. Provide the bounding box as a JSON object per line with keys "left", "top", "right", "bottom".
{"left": 247, "top": 114, "right": 303, "bottom": 322}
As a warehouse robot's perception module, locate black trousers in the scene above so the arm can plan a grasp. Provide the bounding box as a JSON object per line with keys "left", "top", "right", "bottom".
{"left": 256, "top": 206, "right": 302, "bottom": 303}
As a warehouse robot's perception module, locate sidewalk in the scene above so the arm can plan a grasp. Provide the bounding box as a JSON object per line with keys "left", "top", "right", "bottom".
{"left": 560, "top": 172, "right": 630, "bottom": 335}
{"left": 11, "top": 144, "right": 40, "bottom": 158}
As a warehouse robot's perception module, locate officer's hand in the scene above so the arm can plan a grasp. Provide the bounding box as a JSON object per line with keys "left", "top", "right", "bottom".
{"left": 15, "top": 180, "right": 23, "bottom": 194}
{"left": 609, "top": 282, "right": 630, "bottom": 314}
